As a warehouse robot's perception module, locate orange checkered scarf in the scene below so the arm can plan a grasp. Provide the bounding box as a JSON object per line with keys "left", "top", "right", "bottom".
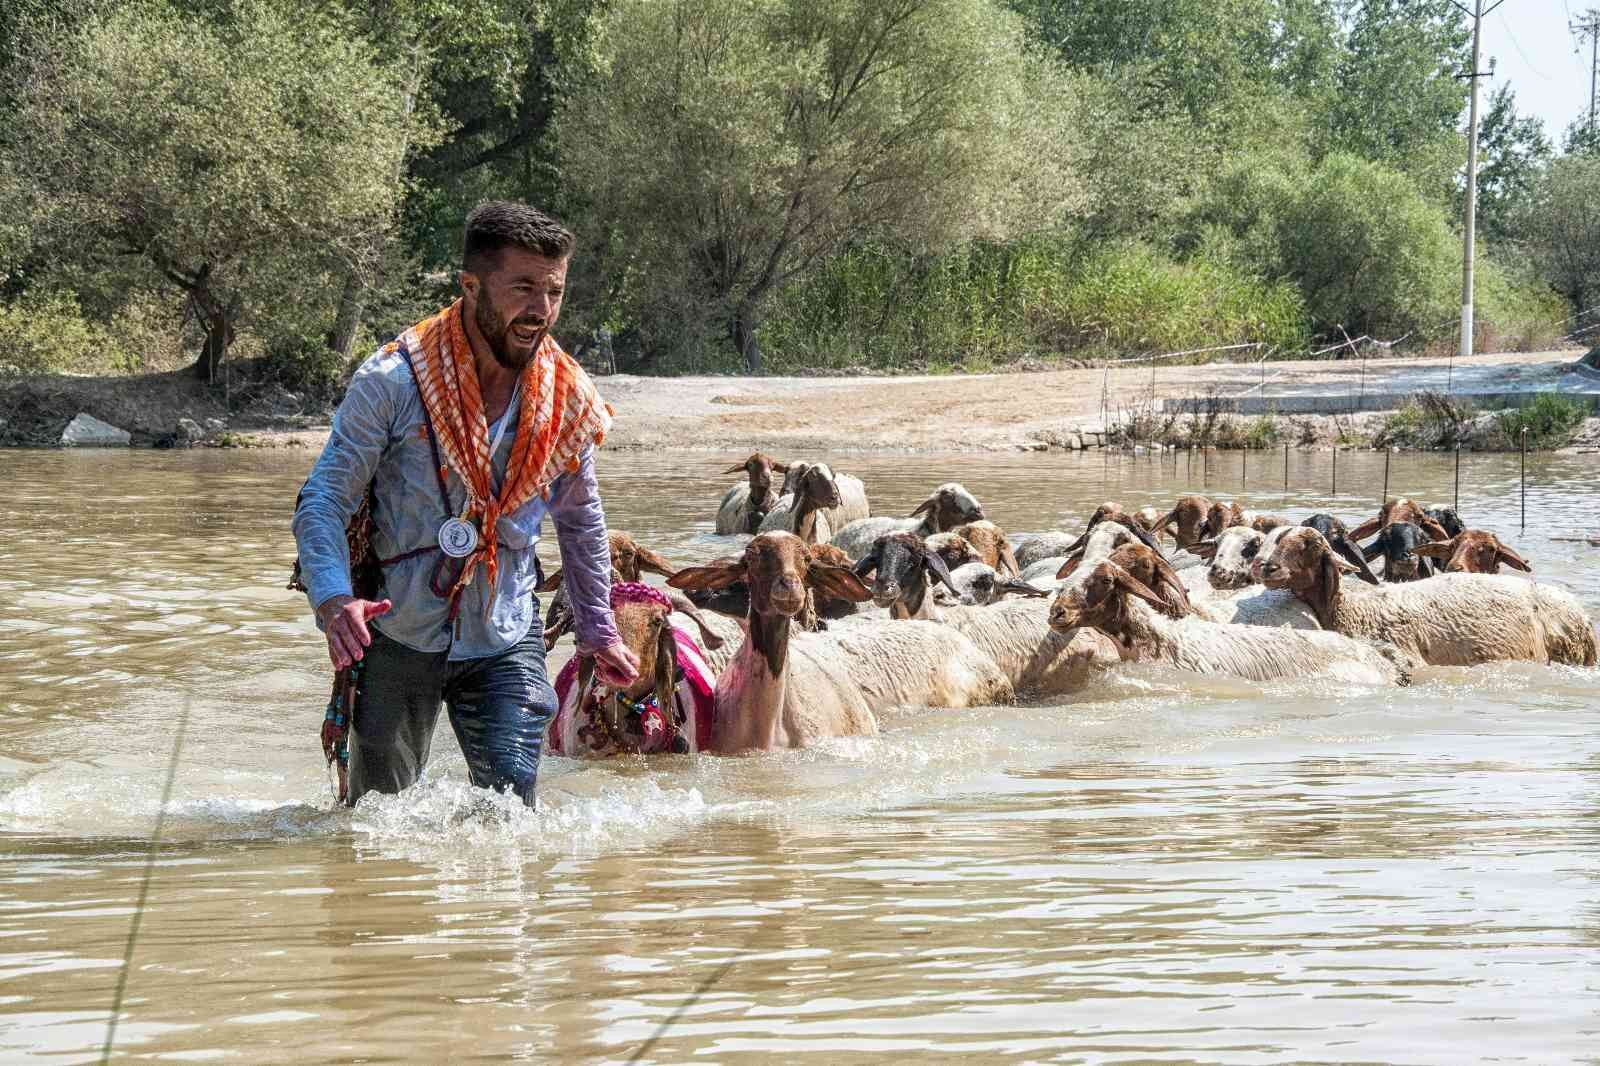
{"left": 386, "top": 299, "right": 611, "bottom": 607}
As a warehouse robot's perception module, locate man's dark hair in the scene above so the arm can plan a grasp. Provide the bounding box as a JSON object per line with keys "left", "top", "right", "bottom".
{"left": 462, "top": 201, "right": 575, "bottom": 275}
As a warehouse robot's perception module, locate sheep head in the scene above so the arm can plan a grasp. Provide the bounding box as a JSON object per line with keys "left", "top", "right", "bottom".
{"left": 723, "top": 453, "right": 787, "bottom": 499}
{"left": 951, "top": 520, "right": 1020, "bottom": 576}
{"left": 1306, "top": 513, "right": 1382, "bottom": 586}
{"left": 1363, "top": 520, "right": 1432, "bottom": 581}
{"left": 1255, "top": 528, "right": 1358, "bottom": 628}
{"left": 855, "top": 532, "right": 959, "bottom": 616}
{"left": 1191, "top": 526, "right": 1266, "bottom": 591}
{"left": 608, "top": 590, "right": 681, "bottom": 710}
{"left": 910, "top": 483, "right": 984, "bottom": 532}
{"left": 609, "top": 531, "right": 676, "bottom": 583}
{"left": 1349, "top": 498, "right": 1450, "bottom": 542}
{"left": 1425, "top": 506, "right": 1465, "bottom": 538}
{"left": 1102, "top": 543, "right": 1191, "bottom": 618}
{"left": 1047, "top": 560, "right": 1173, "bottom": 643}
{"left": 1201, "top": 499, "right": 1247, "bottom": 540}
{"left": 1152, "top": 494, "right": 1212, "bottom": 548}
{"left": 1415, "top": 530, "right": 1532, "bottom": 574}
{"left": 1067, "top": 502, "right": 1165, "bottom": 556}
{"left": 1055, "top": 522, "right": 1144, "bottom": 580}
{"left": 670, "top": 532, "right": 869, "bottom": 620}
{"left": 924, "top": 532, "right": 982, "bottom": 572}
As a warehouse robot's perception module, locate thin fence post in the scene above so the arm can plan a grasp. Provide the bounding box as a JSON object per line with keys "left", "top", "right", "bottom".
{"left": 1382, "top": 449, "right": 1390, "bottom": 504}
{"left": 1242, "top": 446, "right": 1247, "bottom": 488}
{"left": 1454, "top": 445, "right": 1461, "bottom": 511}
{"left": 1283, "top": 443, "right": 1289, "bottom": 492}
{"left": 1332, "top": 447, "right": 1338, "bottom": 496}
{"left": 1520, "top": 427, "right": 1527, "bottom": 533}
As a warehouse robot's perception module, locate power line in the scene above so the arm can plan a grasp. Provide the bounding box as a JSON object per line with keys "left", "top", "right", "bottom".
{"left": 1573, "top": 8, "right": 1600, "bottom": 137}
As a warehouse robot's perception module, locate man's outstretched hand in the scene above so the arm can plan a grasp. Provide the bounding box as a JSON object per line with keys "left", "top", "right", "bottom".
{"left": 317, "top": 595, "right": 392, "bottom": 670}
{"left": 593, "top": 641, "right": 641, "bottom": 687}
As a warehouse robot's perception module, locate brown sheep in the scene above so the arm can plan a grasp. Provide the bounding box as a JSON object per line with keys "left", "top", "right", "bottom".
{"left": 1415, "top": 530, "right": 1533, "bottom": 575}
{"left": 1256, "top": 528, "right": 1596, "bottom": 667}
{"left": 1349, "top": 497, "right": 1450, "bottom": 542}
{"left": 1057, "top": 542, "right": 1191, "bottom": 619}
{"left": 668, "top": 533, "right": 1009, "bottom": 751}
{"left": 715, "top": 453, "right": 789, "bottom": 534}
{"left": 950, "top": 520, "right": 1021, "bottom": 577}
{"left": 1065, "top": 501, "right": 1163, "bottom": 555}
{"left": 1150, "top": 495, "right": 1213, "bottom": 549}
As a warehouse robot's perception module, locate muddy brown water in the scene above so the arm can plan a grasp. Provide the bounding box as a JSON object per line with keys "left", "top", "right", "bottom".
{"left": 2, "top": 447, "right": 1598, "bottom": 1064}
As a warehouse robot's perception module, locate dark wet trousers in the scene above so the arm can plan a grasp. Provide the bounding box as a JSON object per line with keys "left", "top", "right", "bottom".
{"left": 347, "top": 616, "right": 557, "bottom": 808}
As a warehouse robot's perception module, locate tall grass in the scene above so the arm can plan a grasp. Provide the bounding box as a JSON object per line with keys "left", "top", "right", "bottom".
{"left": 757, "top": 238, "right": 1311, "bottom": 372}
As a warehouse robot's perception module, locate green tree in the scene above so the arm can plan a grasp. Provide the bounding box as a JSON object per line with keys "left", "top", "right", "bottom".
{"left": 1516, "top": 154, "right": 1600, "bottom": 314}
{"left": 1467, "top": 85, "right": 1551, "bottom": 245}
{"left": 6, "top": 0, "right": 416, "bottom": 378}
{"left": 1322, "top": 0, "right": 1470, "bottom": 178}
{"left": 560, "top": 0, "right": 1079, "bottom": 372}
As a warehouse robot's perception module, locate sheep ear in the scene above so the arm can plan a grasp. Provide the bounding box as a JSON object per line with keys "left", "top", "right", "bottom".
{"left": 634, "top": 545, "right": 677, "bottom": 578}
{"left": 1111, "top": 565, "right": 1171, "bottom": 614}
{"left": 919, "top": 545, "right": 961, "bottom": 596}
{"left": 1151, "top": 556, "right": 1193, "bottom": 617}
{"left": 1419, "top": 515, "right": 1451, "bottom": 542}
{"left": 1414, "top": 538, "right": 1456, "bottom": 560}
{"left": 1000, "top": 579, "right": 1050, "bottom": 599}
{"left": 1349, "top": 516, "right": 1381, "bottom": 540}
{"left": 1189, "top": 539, "right": 1219, "bottom": 561}
{"left": 1328, "top": 553, "right": 1360, "bottom": 574}
{"left": 667, "top": 560, "right": 745, "bottom": 593}
{"left": 722, "top": 463, "right": 747, "bottom": 474}
{"left": 1334, "top": 536, "right": 1383, "bottom": 586}
{"left": 853, "top": 546, "right": 881, "bottom": 578}
{"left": 654, "top": 623, "right": 679, "bottom": 717}
{"left": 666, "top": 592, "right": 726, "bottom": 650}
{"left": 1495, "top": 540, "right": 1533, "bottom": 572}
{"left": 909, "top": 498, "right": 935, "bottom": 519}
{"left": 538, "top": 567, "right": 565, "bottom": 592}
{"left": 1061, "top": 528, "right": 1090, "bottom": 554}
{"left": 1130, "top": 523, "right": 1165, "bottom": 556}
{"left": 1055, "top": 550, "right": 1087, "bottom": 580}
{"left": 807, "top": 563, "right": 873, "bottom": 603}
{"left": 770, "top": 462, "right": 789, "bottom": 474}
{"left": 997, "top": 539, "right": 1021, "bottom": 578}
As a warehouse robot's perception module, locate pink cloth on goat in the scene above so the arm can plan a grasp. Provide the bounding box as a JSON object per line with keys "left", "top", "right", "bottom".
{"left": 548, "top": 617, "right": 716, "bottom": 757}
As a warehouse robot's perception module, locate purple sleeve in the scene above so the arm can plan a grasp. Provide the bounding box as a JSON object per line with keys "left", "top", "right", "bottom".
{"left": 546, "top": 446, "right": 619, "bottom": 654}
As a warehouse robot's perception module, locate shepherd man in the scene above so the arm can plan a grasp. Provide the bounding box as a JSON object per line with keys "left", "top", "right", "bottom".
{"left": 292, "top": 201, "right": 639, "bottom": 808}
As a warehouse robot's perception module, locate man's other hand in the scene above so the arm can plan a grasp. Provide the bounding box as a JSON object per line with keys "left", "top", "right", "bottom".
{"left": 317, "top": 595, "right": 393, "bottom": 670}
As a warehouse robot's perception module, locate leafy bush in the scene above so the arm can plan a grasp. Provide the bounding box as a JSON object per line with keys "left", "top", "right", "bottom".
{"left": 1265, "top": 152, "right": 1459, "bottom": 340}
{"left": 0, "top": 291, "right": 128, "bottom": 374}
{"left": 263, "top": 331, "right": 348, "bottom": 405}
{"left": 1495, "top": 393, "right": 1589, "bottom": 449}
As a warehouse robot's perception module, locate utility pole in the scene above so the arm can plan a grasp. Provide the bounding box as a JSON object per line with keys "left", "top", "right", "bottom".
{"left": 1451, "top": 0, "right": 1507, "bottom": 361}
{"left": 1574, "top": 10, "right": 1600, "bottom": 140}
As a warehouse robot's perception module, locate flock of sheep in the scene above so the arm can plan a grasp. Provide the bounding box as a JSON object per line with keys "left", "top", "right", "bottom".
{"left": 544, "top": 454, "right": 1597, "bottom": 758}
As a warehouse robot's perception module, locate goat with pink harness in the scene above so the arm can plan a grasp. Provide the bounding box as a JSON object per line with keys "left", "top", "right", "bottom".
{"left": 548, "top": 582, "right": 717, "bottom": 756}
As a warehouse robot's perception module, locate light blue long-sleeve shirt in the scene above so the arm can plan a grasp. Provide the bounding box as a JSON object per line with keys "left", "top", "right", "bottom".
{"left": 291, "top": 343, "right": 619, "bottom": 660}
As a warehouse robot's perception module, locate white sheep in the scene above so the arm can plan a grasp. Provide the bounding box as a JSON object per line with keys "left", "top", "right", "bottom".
{"left": 779, "top": 463, "right": 870, "bottom": 530}
{"left": 1049, "top": 559, "right": 1408, "bottom": 686}
{"left": 853, "top": 531, "right": 1120, "bottom": 696}
{"left": 757, "top": 462, "right": 841, "bottom": 544}
{"left": 1257, "top": 528, "right": 1598, "bottom": 668}
{"left": 831, "top": 482, "right": 985, "bottom": 560}
{"left": 1011, "top": 531, "right": 1083, "bottom": 570}
{"left": 667, "top": 533, "right": 1013, "bottom": 751}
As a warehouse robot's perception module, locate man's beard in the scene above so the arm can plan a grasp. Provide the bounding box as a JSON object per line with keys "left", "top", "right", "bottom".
{"left": 474, "top": 295, "right": 545, "bottom": 371}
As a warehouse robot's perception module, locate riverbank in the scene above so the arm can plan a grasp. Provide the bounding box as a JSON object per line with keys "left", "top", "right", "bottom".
{"left": 4, "top": 348, "right": 1598, "bottom": 453}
